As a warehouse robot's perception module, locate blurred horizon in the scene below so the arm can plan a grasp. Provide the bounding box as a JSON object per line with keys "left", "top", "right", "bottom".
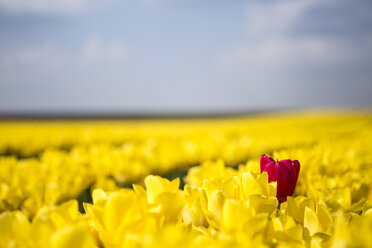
{"left": 1, "top": 0, "right": 372, "bottom": 114}
{"left": 1, "top": 107, "right": 371, "bottom": 120}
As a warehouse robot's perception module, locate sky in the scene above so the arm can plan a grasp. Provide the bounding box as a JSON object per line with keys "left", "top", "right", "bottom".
{"left": 0, "top": 0, "right": 372, "bottom": 114}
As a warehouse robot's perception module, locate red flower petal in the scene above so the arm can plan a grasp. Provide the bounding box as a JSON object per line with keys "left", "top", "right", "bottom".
{"left": 277, "top": 161, "right": 293, "bottom": 202}
{"left": 262, "top": 161, "right": 278, "bottom": 182}
{"left": 260, "top": 154, "right": 275, "bottom": 173}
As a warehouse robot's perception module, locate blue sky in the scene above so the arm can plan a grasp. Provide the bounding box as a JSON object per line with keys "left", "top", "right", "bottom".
{"left": 0, "top": 0, "right": 372, "bottom": 113}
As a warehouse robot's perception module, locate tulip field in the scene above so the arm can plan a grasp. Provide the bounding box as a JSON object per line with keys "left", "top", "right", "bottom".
{"left": 1, "top": 110, "right": 372, "bottom": 248}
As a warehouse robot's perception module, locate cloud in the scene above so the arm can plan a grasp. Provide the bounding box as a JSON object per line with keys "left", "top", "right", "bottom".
{"left": 0, "top": 43, "right": 65, "bottom": 69}
{"left": 0, "top": 0, "right": 115, "bottom": 15}
{"left": 0, "top": 36, "right": 128, "bottom": 65}
{"left": 81, "top": 36, "right": 129, "bottom": 64}
{"left": 0, "top": 0, "right": 179, "bottom": 15}
{"left": 0, "top": 36, "right": 129, "bottom": 84}
{"left": 138, "top": 0, "right": 184, "bottom": 4}
{"left": 217, "top": 0, "right": 372, "bottom": 71}
{"left": 0, "top": 0, "right": 86, "bottom": 14}
{"left": 245, "top": 0, "right": 320, "bottom": 38}
{"left": 218, "top": 36, "right": 372, "bottom": 69}
{"left": 0, "top": 0, "right": 191, "bottom": 15}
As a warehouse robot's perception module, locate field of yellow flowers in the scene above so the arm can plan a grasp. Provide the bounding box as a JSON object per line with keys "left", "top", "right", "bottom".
{"left": 1, "top": 110, "right": 372, "bottom": 248}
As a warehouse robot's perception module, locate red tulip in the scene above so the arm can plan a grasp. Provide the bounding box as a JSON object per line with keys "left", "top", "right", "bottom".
{"left": 260, "top": 154, "right": 300, "bottom": 203}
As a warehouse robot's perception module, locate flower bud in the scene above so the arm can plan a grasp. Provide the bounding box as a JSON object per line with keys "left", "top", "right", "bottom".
{"left": 260, "top": 154, "right": 300, "bottom": 202}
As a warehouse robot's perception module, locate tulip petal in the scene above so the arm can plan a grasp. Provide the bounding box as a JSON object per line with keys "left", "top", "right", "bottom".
{"left": 280, "top": 159, "right": 300, "bottom": 195}
{"left": 277, "top": 162, "right": 293, "bottom": 202}
{"left": 279, "top": 160, "right": 295, "bottom": 194}
{"left": 262, "top": 161, "right": 278, "bottom": 183}
{"left": 292, "top": 160, "right": 300, "bottom": 187}
{"left": 260, "top": 154, "right": 275, "bottom": 173}
{"left": 279, "top": 159, "right": 292, "bottom": 167}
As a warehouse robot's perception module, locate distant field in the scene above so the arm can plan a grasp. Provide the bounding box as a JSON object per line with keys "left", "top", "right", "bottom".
{"left": 1, "top": 110, "right": 372, "bottom": 247}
